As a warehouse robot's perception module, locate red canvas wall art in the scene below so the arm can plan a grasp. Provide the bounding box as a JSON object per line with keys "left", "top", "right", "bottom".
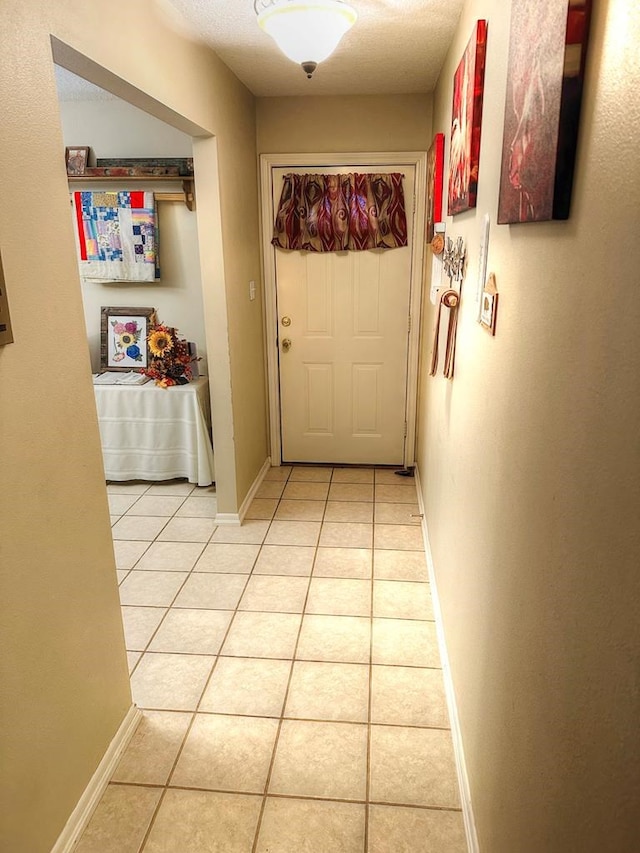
{"left": 447, "top": 20, "right": 488, "bottom": 216}
{"left": 426, "top": 133, "right": 444, "bottom": 242}
{"left": 497, "top": 0, "right": 592, "bottom": 223}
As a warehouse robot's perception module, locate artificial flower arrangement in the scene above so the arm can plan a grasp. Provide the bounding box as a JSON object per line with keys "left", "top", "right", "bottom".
{"left": 142, "top": 322, "right": 198, "bottom": 388}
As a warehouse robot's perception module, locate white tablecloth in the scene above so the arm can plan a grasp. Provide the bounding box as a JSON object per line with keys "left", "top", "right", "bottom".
{"left": 94, "top": 377, "right": 215, "bottom": 486}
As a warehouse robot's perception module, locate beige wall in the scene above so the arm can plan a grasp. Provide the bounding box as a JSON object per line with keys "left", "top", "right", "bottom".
{"left": 256, "top": 94, "right": 432, "bottom": 469}
{"left": 0, "top": 2, "right": 264, "bottom": 850}
{"left": 53, "top": 4, "right": 268, "bottom": 513}
{"left": 417, "top": 0, "right": 640, "bottom": 850}
{"left": 257, "top": 94, "right": 432, "bottom": 153}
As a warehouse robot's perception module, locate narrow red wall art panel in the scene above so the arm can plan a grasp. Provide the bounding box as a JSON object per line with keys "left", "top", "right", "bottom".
{"left": 426, "top": 132, "right": 445, "bottom": 242}
{"left": 447, "top": 20, "right": 488, "bottom": 216}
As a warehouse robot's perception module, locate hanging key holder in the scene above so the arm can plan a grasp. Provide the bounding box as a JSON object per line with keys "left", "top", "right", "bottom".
{"left": 429, "top": 236, "right": 466, "bottom": 379}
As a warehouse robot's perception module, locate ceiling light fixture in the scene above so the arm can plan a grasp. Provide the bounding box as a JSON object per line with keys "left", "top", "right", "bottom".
{"left": 255, "top": 0, "right": 357, "bottom": 79}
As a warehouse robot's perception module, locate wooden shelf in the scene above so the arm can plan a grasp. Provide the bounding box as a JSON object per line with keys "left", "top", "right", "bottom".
{"left": 67, "top": 175, "right": 196, "bottom": 211}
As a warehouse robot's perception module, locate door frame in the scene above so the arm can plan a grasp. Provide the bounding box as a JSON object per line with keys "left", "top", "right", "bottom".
{"left": 259, "top": 151, "right": 427, "bottom": 467}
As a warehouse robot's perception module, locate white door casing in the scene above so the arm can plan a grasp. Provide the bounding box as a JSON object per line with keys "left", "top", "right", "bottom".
{"left": 260, "top": 152, "right": 427, "bottom": 467}
{"left": 274, "top": 165, "right": 414, "bottom": 464}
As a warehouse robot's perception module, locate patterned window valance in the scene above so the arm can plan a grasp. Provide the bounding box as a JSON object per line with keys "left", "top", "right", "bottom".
{"left": 272, "top": 172, "right": 408, "bottom": 253}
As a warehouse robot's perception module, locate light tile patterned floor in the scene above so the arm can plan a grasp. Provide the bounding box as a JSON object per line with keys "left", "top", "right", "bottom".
{"left": 77, "top": 466, "right": 466, "bottom": 852}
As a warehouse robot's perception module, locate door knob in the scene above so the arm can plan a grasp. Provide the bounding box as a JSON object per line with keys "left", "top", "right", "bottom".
{"left": 281, "top": 316, "right": 292, "bottom": 327}
{"left": 281, "top": 338, "right": 292, "bottom": 352}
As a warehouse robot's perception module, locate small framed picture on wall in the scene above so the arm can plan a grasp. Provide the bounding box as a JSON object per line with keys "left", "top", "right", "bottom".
{"left": 479, "top": 273, "right": 499, "bottom": 335}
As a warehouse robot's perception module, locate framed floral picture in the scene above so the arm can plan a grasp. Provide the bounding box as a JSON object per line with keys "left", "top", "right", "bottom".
{"left": 100, "top": 306, "right": 156, "bottom": 371}
{"left": 447, "top": 20, "right": 488, "bottom": 216}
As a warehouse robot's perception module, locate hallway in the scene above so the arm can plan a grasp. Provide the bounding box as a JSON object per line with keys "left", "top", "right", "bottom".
{"left": 77, "top": 466, "right": 466, "bottom": 852}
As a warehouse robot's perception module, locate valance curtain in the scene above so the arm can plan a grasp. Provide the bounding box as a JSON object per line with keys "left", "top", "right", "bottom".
{"left": 272, "top": 172, "right": 408, "bottom": 252}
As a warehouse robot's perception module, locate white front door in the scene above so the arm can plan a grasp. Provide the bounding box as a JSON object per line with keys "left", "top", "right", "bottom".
{"left": 273, "top": 165, "right": 415, "bottom": 465}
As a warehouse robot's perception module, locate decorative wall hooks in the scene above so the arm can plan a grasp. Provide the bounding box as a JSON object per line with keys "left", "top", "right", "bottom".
{"left": 430, "top": 235, "right": 466, "bottom": 380}
{"left": 429, "top": 289, "right": 460, "bottom": 379}
{"left": 430, "top": 233, "right": 445, "bottom": 255}
{"left": 442, "top": 235, "right": 466, "bottom": 285}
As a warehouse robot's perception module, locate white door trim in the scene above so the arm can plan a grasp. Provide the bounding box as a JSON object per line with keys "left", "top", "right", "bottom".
{"left": 259, "top": 151, "right": 427, "bottom": 467}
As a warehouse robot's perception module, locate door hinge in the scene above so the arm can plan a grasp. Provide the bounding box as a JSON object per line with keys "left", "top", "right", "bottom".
{"left": 403, "top": 421, "right": 408, "bottom": 437}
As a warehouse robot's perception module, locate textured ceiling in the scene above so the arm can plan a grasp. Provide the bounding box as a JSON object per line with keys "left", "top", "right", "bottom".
{"left": 167, "top": 0, "right": 465, "bottom": 97}
{"left": 55, "top": 66, "right": 117, "bottom": 101}
{"left": 55, "top": 0, "right": 464, "bottom": 100}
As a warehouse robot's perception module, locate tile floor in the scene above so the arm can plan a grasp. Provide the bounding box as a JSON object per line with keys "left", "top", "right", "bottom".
{"left": 77, "top": 466, "right": 466, "bottom": 852}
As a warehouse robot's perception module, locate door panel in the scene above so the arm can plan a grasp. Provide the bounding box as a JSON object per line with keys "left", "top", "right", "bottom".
{"left": 274, "top": 165, "right": 414, "bottom": 465}
{"left": 352, "top": 363, "right": 382, "bottom": 434}
{"left": 305, "top": 363, "right": 333, "bottom": 433}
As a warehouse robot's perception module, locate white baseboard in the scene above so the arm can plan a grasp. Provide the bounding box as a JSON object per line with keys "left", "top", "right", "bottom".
{"left": 212, "top": 512, "right": 242, "bottom": 526}
{"left": 51, "top": 703, "right": 142, "bottom": 853}
{"left": 214, "top": 456, "right": 271, "bottom": 526}
{"left": 414, "top": 466, "right": 479, "bottom": 853}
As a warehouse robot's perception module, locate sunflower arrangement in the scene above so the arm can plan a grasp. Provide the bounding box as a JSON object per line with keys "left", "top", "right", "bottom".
{"left": 143, "top": 323, "right": 196, "bottom": 387}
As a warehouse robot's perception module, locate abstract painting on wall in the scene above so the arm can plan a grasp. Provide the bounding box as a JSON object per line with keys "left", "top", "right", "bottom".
{"left": 426, "top": 133, "right": 445, "bottom": 242}
{"left": 497, "top": 0, "right": 592, "bottom": 224}
{"left": 447, "top": 20, "right": 488, "bottom": 216}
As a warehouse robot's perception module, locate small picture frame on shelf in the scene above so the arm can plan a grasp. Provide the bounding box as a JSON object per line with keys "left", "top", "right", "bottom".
{"left": 100, "top": 306, "right": 156, "bottom": 371}
{"left": 65, "top": 146, "right": 90, "bottom": 176}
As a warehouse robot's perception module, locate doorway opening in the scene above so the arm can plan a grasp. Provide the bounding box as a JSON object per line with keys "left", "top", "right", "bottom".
{"left": 260, "top": 153, "right": 427, "bottom": 469}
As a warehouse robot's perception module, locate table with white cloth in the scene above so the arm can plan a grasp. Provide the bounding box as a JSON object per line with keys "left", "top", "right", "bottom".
{"left": 93, "top": 377, "right": 215, "bottom": 486}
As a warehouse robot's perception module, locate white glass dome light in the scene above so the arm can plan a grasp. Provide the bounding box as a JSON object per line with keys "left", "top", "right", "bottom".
{"left": 255, "top": 0, "right": 357, "bottom": 78}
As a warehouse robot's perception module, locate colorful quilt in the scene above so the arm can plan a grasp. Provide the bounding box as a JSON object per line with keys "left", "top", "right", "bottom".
{"left": 72, "top": 191, "right": 159, "bottom": 282}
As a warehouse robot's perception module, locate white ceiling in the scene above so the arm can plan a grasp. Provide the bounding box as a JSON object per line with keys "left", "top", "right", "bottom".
{"left": 56, "top": 0, "right": 464, "bottom": 100}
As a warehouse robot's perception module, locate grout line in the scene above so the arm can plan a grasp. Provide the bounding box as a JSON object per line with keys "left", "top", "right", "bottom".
{"left": 128, "top": 485, "right": 211, "bottom": 850}
{"left": 111, "top": 469, "right": 450, "bottom": 851}
{"left": 123, "top": 499, "right": 217, "bottom": 657}
{"left": 249, "top": 466, "right": 301, "bottom": 853}
{"left": 183, "top": 570, "right": 258, "bottom": 719}
{"left": 137, "top": 743, "right": 185, "bottom": 851}
{"left": 122, "top": 705, "right": 450, "bottom": 732}
{"left": 186, "top": 571, "right": 430, "bottom": 584}
{"left": 109, "top": 781, "right": 463, "bottom": 815}
{"left": 137, "top": 486, "right": 253, "bottom": 852}
{"left": 126, "top": 653, "right": 443, "bottom": 673}
{"left": 365, "top": 543, "right": 374, "bottom": 853}
{"left": 114, "top": 539, "right": 156, "bottom": 572}
{"left": 124, "top": 602, "right": 434, "bottom": 620}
